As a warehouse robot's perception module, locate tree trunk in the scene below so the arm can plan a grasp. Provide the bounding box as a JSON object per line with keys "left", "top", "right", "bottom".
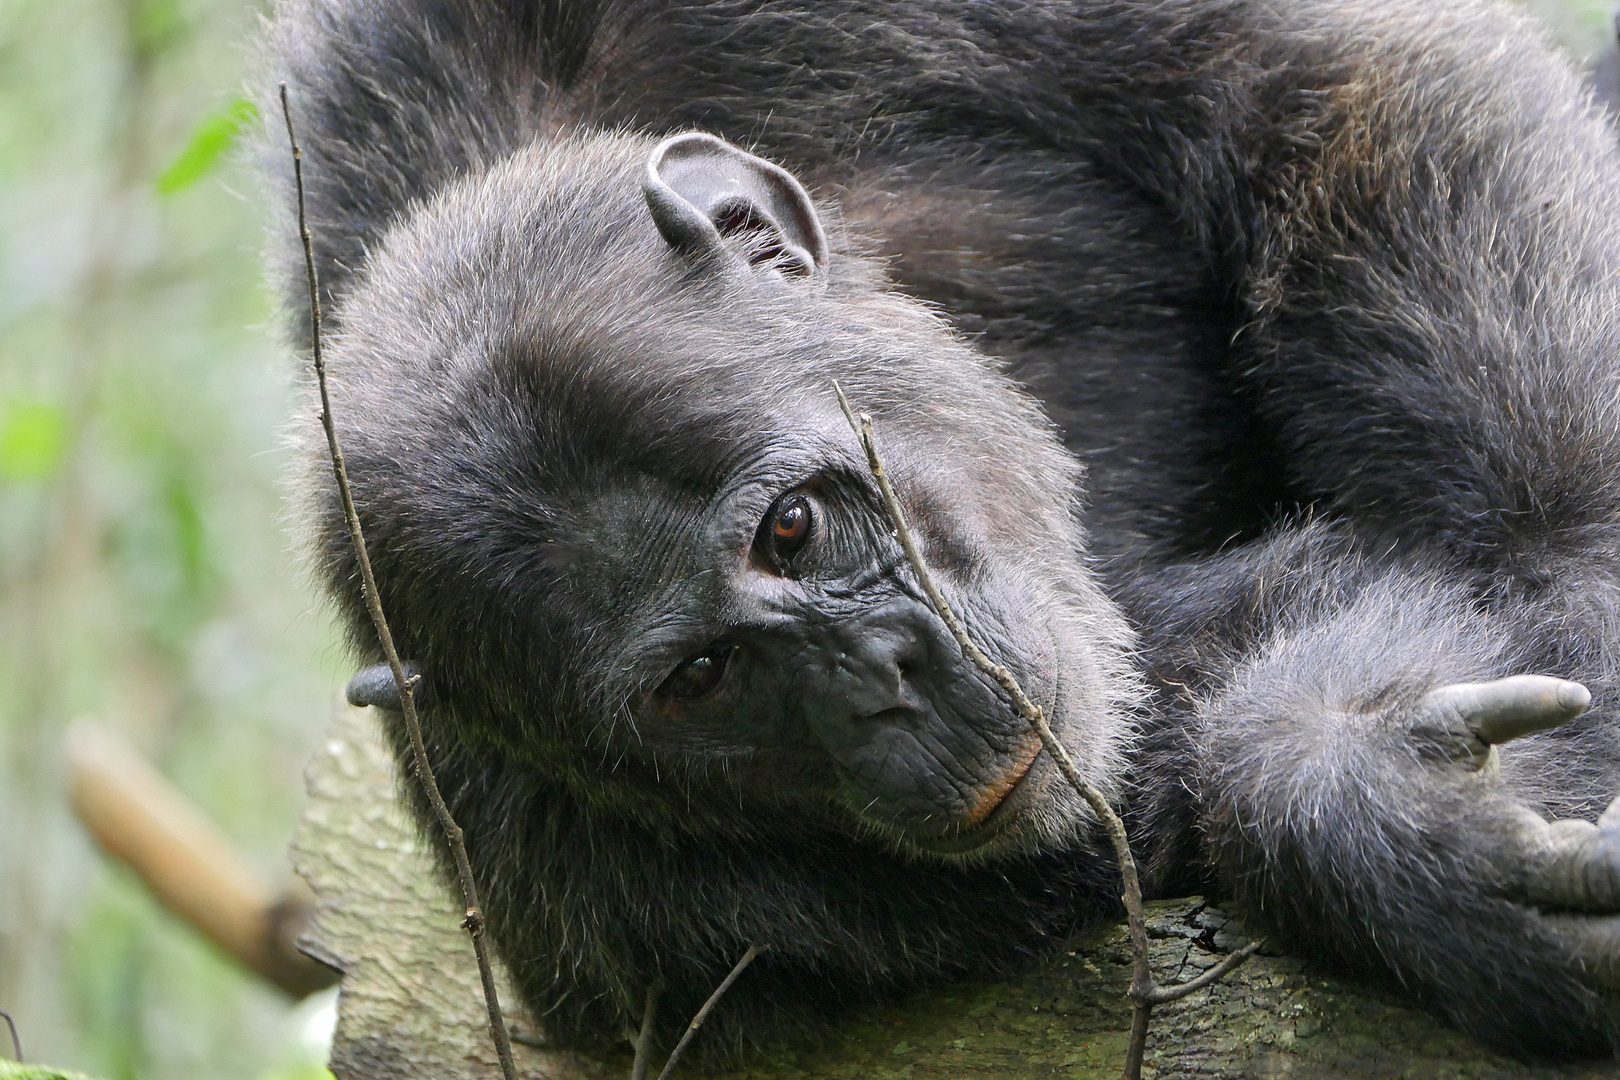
{"left": 292, "top": 704, "right": 1620, "bottom": 1080}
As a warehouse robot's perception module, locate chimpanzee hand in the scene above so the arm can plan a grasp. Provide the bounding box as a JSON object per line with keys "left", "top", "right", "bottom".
{"left": 1407, "top": 675, "right": 1620, "bottom": 988}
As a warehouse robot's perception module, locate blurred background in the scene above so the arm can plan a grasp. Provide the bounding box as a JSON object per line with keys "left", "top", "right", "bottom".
{"left": 0, "top": 0, "right": 343, "bottom": 1077}
{"left": 0, "top": 1, "right": 1614, "bottom": 1079}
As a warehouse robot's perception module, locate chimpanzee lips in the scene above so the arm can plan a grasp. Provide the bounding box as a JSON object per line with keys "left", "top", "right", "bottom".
{"left": 890, "top": 732, "right": 1047, "bottom": 856}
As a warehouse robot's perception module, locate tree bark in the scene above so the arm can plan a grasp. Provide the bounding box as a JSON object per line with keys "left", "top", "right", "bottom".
{"left": 292, "top": 704, "right": 1620, "bottom": 1080}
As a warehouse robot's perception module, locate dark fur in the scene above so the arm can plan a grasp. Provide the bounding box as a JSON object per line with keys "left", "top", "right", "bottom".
{"left": 265, "top": 0, "right": 1620, "bottom": 1061}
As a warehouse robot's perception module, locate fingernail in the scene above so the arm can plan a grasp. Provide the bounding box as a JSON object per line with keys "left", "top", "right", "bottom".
{"left": 1558, "top": 680, "right": 1592, "bottom": 714}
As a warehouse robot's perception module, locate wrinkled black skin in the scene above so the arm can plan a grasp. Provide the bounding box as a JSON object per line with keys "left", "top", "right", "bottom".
{"left": 267, "top": 0, "right": 1620, "bottom": 1062}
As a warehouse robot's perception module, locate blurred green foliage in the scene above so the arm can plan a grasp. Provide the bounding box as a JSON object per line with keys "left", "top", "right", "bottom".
{"left": 0, "top": 0, "right": 342, "bottom": 1078}
{"left": 0, "top": 2, "right": 1611, "bottom": 1080}
{"left": 0, "top": 404, "right": 68, "bottom": 482}
{"left": 0, "top": 1064, "right": 101, "bottom": 1080}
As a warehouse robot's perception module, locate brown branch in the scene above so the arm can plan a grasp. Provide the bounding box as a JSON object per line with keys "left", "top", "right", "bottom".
{"left": 833, "top": 383, "right": 1253, "bottom": 1080}
{"left": 67, "top": 722, "right": 337, "bottom": 997}
{"left": 655, "top": 944, "right": 769, "bottom": 1080}
{"left": 280, "top": 83, "right": 518, "bottom": 1080}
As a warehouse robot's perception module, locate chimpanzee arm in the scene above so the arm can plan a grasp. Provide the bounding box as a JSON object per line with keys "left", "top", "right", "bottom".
{"left": 1118, "top": 519, "right": 1620, "bottom": 1059}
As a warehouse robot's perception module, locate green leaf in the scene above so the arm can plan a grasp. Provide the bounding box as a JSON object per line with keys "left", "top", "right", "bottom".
{"left": 0, "top": 401, "right": 68, "bottom": 482}
{"left": 156, "top": 98, "right": 258, "bottom": 196}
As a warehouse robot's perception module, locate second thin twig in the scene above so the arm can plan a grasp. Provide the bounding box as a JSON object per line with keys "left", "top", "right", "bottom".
{"left": 655, "top": 944, "right": 769, "bottom": 1080}
{"left": 833, "top": 383, "right": 1254, "bottom": 1080}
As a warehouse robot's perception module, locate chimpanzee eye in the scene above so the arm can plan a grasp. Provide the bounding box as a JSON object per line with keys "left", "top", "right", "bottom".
{"left": 659, "top": 647, "right": 732, "bottom": 702}
{"left": 758, "top": 493, "right": 813, "bottom": 572}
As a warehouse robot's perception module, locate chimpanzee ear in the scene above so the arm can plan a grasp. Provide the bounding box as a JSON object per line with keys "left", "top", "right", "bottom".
{"left": 643, "top": 132, "right": 829, "bottom": 278}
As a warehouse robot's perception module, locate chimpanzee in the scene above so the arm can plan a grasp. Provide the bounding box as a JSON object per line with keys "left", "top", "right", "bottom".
{"left": 264, "top": 0, "right": 1620, "bottom": 1061}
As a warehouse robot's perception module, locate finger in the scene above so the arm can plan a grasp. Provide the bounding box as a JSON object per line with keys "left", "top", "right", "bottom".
{"left": 1416, "top": 675, "right": 1590, "bottom": 746}
{"left": 1517, "top": 816, "right": 1620, "bottom": 912}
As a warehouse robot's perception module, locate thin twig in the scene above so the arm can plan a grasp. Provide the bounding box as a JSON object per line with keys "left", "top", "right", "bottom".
{"left": 1, "top": 1008, "right": 20, "bottom": 1061}
{"left": 1145, "top": 942, "right": 1261, "bottom": 1004}
{"left": 833, "top": 383, "right": 1253, "bottom": 1080}
{"left": 630, "top": 984, "right": 662, "bottom": 1080}
{"left": 655, "top": 944, "right": 768, "bottom": 1080}
{"left": 281, "top": 83, "right": 518, "bottom": 1080}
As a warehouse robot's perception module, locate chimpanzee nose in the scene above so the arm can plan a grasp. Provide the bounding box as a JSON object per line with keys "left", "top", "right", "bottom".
{"left": 793, "top": 598, "right": 1041, "bottom": 837}
{"left": 815, "top": 617, "right": 930, "bottom": 720}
